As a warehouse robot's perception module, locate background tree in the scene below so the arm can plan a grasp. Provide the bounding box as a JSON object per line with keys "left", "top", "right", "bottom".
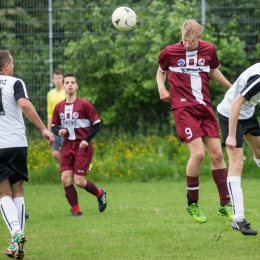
{"left": 0, "top": 0, "right": 255, "bottom": 134}
{"left": 63, "top": 0, "right": 248, "bottom": 131}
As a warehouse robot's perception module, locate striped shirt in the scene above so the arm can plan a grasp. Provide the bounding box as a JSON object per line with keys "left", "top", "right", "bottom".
{"left": 158, "top": 40, "right": 220, "bottom": 110}
{"left": 52, "top": 97, "right": 100, "bottom": 141}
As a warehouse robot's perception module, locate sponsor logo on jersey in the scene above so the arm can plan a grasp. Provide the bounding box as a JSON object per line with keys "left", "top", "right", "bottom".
{"left": 181, "top": 68, "right": 203, "bottom": 73}
{"left": 177, "top": 59, "right": 185, "bottom": 66}
{"left": 198, "top": 58, "right": 205, "bottom": 66}
{"left": 59, "top": 113, "right": 65, "bottom": 119}
{"left": 181, "top": 98, "right": 187, "bottom": 102}
{"left": 73, "top": 112, "right": 79, "bottom": 119}
{"left": 189, "top": 59, "right": 194, "bottom": 65}
{"left": 62, "top": 120, "right": 77, "bottom": 127}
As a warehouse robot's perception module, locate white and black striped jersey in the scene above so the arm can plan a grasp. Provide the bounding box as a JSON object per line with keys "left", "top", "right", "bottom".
{"left": 0, "top": 75, "right": 31, "bottom": 148}
{"left": 217, "top": 63, "right": 260, "bottom": 119}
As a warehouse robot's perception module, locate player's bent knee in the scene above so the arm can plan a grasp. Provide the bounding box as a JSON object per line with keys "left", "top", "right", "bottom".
{"left": 229, "top": 159, "right": 243, "bottom": 172}
{"left": 61, "top": 175, "right": 72, "bottom": 186}
{"left": 212, "top": 149, "right": 224, "bottom": 159}
{"left": 52, "top": 151, "right": 60, "bottom": 161}
{"left": 191, "top": 152, "right": 205, "bottom": 162}
{"left": 73, "top": 178, "right": 85, "bottom": 188}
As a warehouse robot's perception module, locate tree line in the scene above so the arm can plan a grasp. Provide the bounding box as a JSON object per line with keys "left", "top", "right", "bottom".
{"left": 0, "top": 0, "right": 259, "bottom": 134}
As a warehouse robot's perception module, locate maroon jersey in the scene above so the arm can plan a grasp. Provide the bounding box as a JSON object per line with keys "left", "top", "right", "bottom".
{"left": 52, "top": 97, "right": 100, "bottom": 141}
{"left": 158, "top": 40, "right": 220, "bottom": 110}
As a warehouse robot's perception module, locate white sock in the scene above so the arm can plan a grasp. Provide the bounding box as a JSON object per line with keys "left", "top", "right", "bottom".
{"left": 227, "top": 176, "right": 245, "bottom": 221}
{"left": 13, "top": 197, "right": 25, "bottom": 232}
{"left": 0, "top": 196, "right": 21, "bottom": 237}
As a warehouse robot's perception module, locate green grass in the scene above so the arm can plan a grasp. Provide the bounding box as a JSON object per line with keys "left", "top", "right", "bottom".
{"left": 1, "top": 180, "right": 259, "bottom": 260}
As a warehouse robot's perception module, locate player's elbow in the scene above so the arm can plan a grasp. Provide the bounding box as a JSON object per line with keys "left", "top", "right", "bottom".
{"left": 19, "top": 102, "right": 32, "bottom": 113}
{"left": 18, "top": 98, "right": 32, "bottom": 111}
{"left": 95, "top": 121, "right": 102, "bottom": 132}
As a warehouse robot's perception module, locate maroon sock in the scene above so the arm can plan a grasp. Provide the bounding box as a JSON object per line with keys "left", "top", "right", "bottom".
{"left": 84, "top": 180, "right": 101, "bottom": 197}
{"left": 64, "top": 184, "right": 79, "bottom": 208}
{"left": 187, "top": 176, "right": 199, "bottom": 206}
{"left": 212, "top": 168, "right": 230, "bottom": 206}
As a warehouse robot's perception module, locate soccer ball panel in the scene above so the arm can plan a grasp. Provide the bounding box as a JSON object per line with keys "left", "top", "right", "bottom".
{"left": 112, "top": 6, "right": 137, "bottom": 32}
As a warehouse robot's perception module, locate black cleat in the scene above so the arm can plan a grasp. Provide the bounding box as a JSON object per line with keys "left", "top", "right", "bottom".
{"left": 97, "top": 189, "right": 107, "bottom": 212}
{"left": 232, "top": 219, "right": 257, "bottom": 236}
{"left": 25, "top": 212, "right": 29, "bottom": 221}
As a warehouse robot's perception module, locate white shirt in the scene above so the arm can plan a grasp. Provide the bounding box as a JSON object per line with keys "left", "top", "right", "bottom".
{"left": 217, "top": 63, "right": 260, "bottom": 119}
{"left": 0, "top": 75, "right": 30, "bottom": 148}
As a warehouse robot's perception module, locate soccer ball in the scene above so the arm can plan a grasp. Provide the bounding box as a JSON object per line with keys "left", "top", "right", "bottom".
{"left": 111, "top": 6, "right": 137, "bottom": 32}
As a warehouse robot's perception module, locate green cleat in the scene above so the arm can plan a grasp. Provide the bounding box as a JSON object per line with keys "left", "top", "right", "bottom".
{"left": 186, "top": 203, "right": 207, "bottom": 223}
{"left": 218, "top": 202, "right": 233, "bottom": 221}
{"left": 4, "top": 232, "right": 26, "bottom": 259}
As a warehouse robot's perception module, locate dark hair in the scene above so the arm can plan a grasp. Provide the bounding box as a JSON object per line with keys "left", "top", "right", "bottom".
{"left": 63, "top": 73, "right": 78, "bottom": 83}
{"left": 0, "top": 50, "right": 12, "bottom": 71}
{"left": 53, "top": 69, "right": 63, "bottom": 76}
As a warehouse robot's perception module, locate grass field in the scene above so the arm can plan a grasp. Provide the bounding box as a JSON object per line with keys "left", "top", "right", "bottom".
{"left": 0, "top": 179, "right": 259, "bottom": 260}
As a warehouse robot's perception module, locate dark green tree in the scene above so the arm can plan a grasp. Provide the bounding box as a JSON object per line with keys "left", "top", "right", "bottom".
{"left": 63, "top": 0, "right": 248, "bottom": 131}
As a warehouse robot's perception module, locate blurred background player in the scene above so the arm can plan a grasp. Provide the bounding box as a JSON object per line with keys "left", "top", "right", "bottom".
{"left": 47, "top": 69, "right": 66, "bottom": 162}
{"left": 156, "top": 19, "right": 232, "bottom": 223}
{"left": 52, "top": 73, "right": 107, "bottom": 216}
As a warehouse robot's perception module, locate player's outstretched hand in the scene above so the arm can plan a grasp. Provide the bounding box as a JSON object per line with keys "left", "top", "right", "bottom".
{"left": 42, "top": 129, "right": 54, "bottom": 145}
{"left": 79, "top": 140, "right": 89, "bottom": 150}
{"left": 225, "top": 135, "right": 237, "bottom": 151}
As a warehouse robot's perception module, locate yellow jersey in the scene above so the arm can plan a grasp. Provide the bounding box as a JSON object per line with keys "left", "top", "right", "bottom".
{"left": 47, "top": 88, "right": 66, "bottom": 118}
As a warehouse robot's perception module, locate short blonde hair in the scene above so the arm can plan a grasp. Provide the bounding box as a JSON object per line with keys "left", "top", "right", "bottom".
{"left": 181, "top": 19, "right": 203, "bottom": 39}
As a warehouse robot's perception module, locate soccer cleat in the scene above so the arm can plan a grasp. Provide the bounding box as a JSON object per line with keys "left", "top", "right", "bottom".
{"left": 217, "top": 202, "right": 233, "bottom": 221}
{"left": 4, "top": 232, "right": 27, "bottom": 259}
{"left": 186, "top": 203, "right": 207, "bottom": 223}
{"left": 70, "top": 209, "right": 82, "bottom": 217}
{"left": 232, "top": 219, "right": 257, "bottom": 236}
{"left": 4, "top": 242, "right": 16, "bottom": 259}
{"left": 97, "top": 189, "right": 107, "bottom": 212}
{"left": 25, "top": 212, "right": 29, "bottom": 221}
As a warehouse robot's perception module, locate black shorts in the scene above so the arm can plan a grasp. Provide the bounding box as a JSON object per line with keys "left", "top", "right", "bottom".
{"left": 218, "top": 112, "right": 260, "bottom": 148}
{"left": 0, "top": 147, "right": 29, "bottom": 185}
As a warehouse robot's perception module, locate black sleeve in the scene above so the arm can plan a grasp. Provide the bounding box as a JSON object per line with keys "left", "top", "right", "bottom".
{"left": 83, "top": 121, "right": 101, "bottom": 143}
{"left": 13, "top": 79, "right": 31, "bottom": 101}
{"left": 241, "top": 75, "right": 260, "bottom": 101}
{"left": 52, "top": 126, "right": 61, "bottom": 136}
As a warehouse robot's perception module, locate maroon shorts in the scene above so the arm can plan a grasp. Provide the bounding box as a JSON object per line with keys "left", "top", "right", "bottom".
{"left": 172, "top": 104, "right": 220, "bottom": 143}
{"left": 60, "top": 140, "right": 93, "bottom": 176}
